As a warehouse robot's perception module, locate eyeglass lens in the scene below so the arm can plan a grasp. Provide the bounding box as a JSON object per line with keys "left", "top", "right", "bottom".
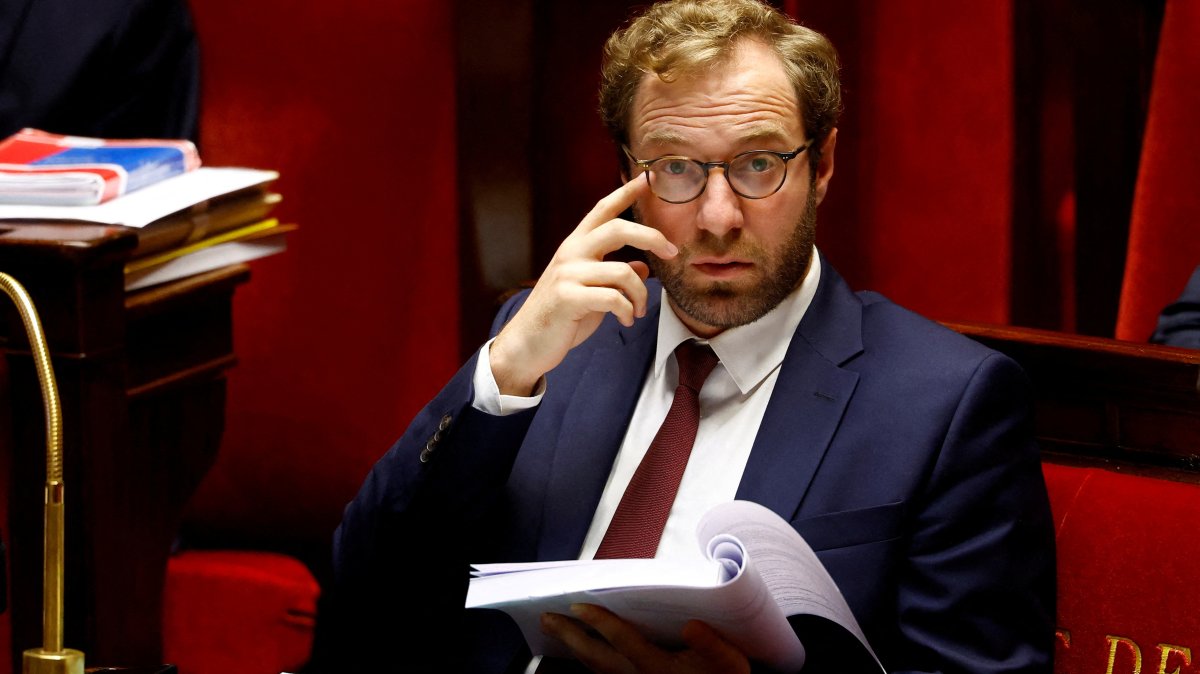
{"left": 646, "top": 152, "right": 787, "bottom": 203}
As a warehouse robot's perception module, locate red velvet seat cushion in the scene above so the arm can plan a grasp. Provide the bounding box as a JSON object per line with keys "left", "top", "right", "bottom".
{"left": 163, "top": 551, "right": 318, "bottom": 674}
{"left": 1045, "top": 462, "right": 1200, "bottom": 674}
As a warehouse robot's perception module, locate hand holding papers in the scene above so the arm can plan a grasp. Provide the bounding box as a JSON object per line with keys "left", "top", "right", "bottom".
{"left": 467, "top": 500, "right": 885, "bottom": 673}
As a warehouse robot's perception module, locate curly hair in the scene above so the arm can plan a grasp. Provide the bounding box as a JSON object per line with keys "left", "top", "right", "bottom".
{"left": 599, "top": 0, "right": 841, "bottom": 166}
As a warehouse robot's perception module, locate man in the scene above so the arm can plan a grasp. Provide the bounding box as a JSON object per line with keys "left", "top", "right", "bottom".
{"left": 329, "top": 1, "right": 1055, "bottom": 672}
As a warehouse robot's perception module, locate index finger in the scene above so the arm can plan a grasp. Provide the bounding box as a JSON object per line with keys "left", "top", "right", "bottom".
{"left": 577, "top": 175, "right": 650, "bottom": 234}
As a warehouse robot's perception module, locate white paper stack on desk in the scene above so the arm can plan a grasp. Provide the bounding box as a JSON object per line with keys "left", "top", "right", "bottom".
{"left": 0, "top": 167, "right": 292, "bottom": 291}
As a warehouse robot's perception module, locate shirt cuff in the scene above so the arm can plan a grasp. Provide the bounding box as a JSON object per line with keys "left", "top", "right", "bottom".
{"left": 471, "top": 337, "right": 546, "bottom": 416}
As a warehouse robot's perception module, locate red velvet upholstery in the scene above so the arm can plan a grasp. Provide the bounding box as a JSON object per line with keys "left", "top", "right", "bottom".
{"left": 1044, "top": 462, "right": 1200, "bottom": 673}
{"left": 1116, "top": 0, "right": 1200, "bottom": 341}
{"left": 160, "top": 1, "right": 460, "bottom": 671}
{"left": 163, "top": 551, "right": 318, "bottom": 674}
{"left": 186, "top": 0, "right": 459, "bottom": 555}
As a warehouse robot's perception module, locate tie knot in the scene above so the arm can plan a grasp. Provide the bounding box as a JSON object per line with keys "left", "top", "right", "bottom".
{"left": 674, "top": 341, "right": 719, "bottom": 393}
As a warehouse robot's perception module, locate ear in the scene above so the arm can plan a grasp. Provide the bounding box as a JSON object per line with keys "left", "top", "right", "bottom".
{"left": 615, "top": 142, "right": 633, "bottom": 184}
{"left": 811, "top": 127, "right": 837, "bottom": 206}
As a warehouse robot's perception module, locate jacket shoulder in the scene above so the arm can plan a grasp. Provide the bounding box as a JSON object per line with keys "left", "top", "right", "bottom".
{"left": 854, "top": 290, "right": 1018, "bottom": 377}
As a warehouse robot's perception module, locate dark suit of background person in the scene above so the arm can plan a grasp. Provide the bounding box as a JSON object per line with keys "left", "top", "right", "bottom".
{"left": 0, "top": 0, "right": 199, "bottom": 141}
{"left": 331, "top": 254, "right": 1055, "bottom": 673}
{"left": 1152, "top": 265, "right": 1200, "bottom": 348}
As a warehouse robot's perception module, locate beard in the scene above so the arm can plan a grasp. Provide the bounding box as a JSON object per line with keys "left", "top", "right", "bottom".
{"left": 645, "top": 187, "right": 818, "bottom": 332}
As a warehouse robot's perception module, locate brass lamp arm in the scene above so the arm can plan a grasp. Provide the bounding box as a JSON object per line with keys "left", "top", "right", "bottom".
{"left": 0, "top": 272, "right": 84, "bottom": 674}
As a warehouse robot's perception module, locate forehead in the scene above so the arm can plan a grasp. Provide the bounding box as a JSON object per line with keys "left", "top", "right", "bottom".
{"left": 629, "top": 39, "right": 804, "bottom": 150}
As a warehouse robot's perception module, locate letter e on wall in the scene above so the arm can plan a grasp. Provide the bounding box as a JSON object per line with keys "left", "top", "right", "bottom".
{"left": 1156, "top": 644, "right": 1192, "bottom": 674}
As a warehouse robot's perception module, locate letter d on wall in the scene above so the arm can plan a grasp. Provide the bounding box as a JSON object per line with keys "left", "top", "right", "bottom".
{"left": 1108, "top": 635, "right": 1144, "bottom": 674}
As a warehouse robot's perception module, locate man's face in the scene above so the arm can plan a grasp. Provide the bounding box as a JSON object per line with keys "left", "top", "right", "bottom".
{"left": 628, "top": 38, "right": 836, "bottom": 337}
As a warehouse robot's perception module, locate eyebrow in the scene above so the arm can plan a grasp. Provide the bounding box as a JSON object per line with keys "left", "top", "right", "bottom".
{"left": 640, "top": 129, "right": 689, "bottom": 146}
{"left": 735, "top": 124, "right": 792, "bottom": 145}
{"left": 638, "top": 123, "right": 795, "bottom": 151}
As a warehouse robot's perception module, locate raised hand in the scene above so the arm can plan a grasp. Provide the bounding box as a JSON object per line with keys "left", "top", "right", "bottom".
{"left": 489, "top": 178, "right": 677, "bottom": 395}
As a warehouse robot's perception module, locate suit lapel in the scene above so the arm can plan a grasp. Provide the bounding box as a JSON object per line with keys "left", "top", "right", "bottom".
{"left": 736, "top": 257, "right": 865, "bottom": 521}
{"left": 536, "top": 308, "right": 659, "bottom": 561}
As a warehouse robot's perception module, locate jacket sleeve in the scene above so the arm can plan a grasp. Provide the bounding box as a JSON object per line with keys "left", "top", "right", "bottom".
{"left": 891, "top": 353, "right": 1056, "bottom": 674}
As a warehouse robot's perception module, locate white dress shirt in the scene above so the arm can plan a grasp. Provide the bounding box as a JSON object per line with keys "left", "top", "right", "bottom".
{"left": 472, "top": 252, "right": 822, "bottom": 564}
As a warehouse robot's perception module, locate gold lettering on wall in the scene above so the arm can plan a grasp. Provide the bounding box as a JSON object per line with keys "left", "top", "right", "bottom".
{"left": 1108, "top": 635, "right": 1144, "bottom": 674}
{"left": 1056, "top": 629, "right": 1071, "bottom": 648}
{"left": 1156, "top": 644, "right": 1192, "bottom": 674}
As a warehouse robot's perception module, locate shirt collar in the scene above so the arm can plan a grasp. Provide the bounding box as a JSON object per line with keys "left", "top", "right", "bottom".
{"left": 653, "top": 248, "right": 822, "bottom": 394}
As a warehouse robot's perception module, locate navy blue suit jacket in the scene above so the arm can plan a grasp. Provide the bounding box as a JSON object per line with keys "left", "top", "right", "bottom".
{"left": 330, "top": 258, "right": 1055, "bottom": 673}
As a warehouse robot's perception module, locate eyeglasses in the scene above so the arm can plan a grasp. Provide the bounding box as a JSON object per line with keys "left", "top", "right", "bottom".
{"left": 623, "top": 143, "right": 810, "bottom": 204}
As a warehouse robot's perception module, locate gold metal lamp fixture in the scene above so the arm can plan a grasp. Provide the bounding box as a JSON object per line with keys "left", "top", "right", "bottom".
{"left": 0, "top": 272, "right": 84, "bottom": 674}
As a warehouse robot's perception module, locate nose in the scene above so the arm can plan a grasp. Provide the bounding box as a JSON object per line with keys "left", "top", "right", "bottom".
{"left": 694, "top": 167, "right": 744, "bottom": 237}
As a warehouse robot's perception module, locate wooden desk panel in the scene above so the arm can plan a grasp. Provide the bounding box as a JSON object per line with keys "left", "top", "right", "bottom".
{"left": 0, "top": 223, "right": 247, "bottom": 669}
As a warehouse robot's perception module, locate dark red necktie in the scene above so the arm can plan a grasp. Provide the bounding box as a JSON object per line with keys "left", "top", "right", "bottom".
{"left": 594, "top": 340, "right": 720, "bottom": 559}
{"left": 535, "top": 341, "right": 719, "bottom": 672}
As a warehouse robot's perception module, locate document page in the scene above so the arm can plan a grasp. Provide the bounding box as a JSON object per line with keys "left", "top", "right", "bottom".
{"left": 696, "top": 500, "right": 881, "bottom": 667}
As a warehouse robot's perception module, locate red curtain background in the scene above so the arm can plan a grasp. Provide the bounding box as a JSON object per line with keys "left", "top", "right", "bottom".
{"left": 1115, "top": 0, "right": 1200, "bottom": 341}
{"left": 182, "top": 0, "right": 460, "bottom": 566}
{"left": 794, "top": 0, "right": 1015, "bottom": 324}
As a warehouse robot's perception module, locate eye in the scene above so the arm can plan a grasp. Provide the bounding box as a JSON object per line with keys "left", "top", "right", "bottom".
{"left": 748, "top": 155, "right": 774, "bottom": 172}
{"left": 663, "top": 160, "right": 690, "bottom": 176}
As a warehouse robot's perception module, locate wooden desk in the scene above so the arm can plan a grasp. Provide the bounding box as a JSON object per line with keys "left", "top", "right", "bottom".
{"left": 0, "top": 223, "right": 248, "bottom": 669}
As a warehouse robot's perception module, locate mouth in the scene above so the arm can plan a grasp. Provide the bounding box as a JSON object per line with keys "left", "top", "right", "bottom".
{"left": 691, "top": 259, "right": 753, "bottom": 279}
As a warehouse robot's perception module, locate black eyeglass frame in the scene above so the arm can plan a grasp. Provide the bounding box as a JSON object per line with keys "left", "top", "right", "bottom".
{"left": 622, "top": 143, "right": 811, "bottom": 204}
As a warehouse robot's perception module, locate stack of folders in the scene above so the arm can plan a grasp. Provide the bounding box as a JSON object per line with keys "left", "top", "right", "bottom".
{"left": 0, "top": 165, "right": 293, "bottom": 291}
{"left": 122, "top": 170, "right": 292, "bottom": 291}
